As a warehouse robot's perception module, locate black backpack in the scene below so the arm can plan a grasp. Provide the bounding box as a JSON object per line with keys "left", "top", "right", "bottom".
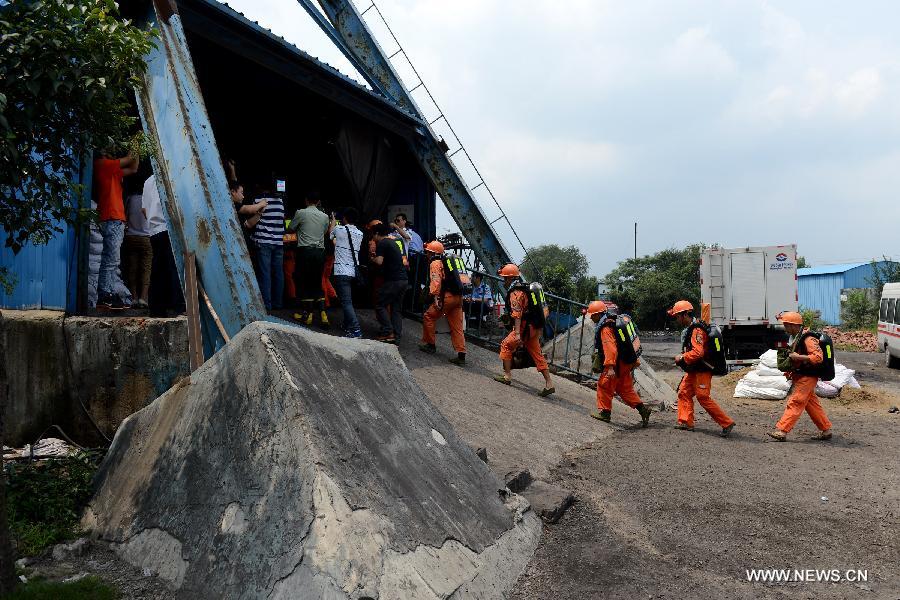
{"left": 703, "top": 321, "right": 728, "bottom": 376}
{"left": 594, "top": 312, "right": 642, "bottom": 365}
{"left": 505, "top": 281, "right": 549, "bottom": 328}
{"left": 441, "top": 254, "right": 472, "bottom": 295}
{"left": 794, "top": 331, "right": 836, "bottom": 381}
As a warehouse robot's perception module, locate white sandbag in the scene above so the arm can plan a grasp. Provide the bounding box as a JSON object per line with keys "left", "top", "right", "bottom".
{"left": 816, "top": 381, "right": 840, "bottom": 398}
{"left": 735, "top": 380, "right": 787, "bottom": 400}
{"left": 743, "top": 370, "right": 792, "bottom": 391}
{"left": 829, "top": 363, "right": 856, "bottom": 389}
{"left": 847, "top": 376, "right": 861, "bottom": 389}
{"left": 759, "top": 349, "right": 779, "bottom": 369}
{"left": 756, "top": 364, "right": 784, "bottom": 377}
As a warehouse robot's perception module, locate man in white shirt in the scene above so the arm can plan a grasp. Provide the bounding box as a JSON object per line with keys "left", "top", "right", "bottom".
{"left": 329, "top": 207, "right": 364, "bottom": 338}
{"left": 142, "top": 174, "right": 185, "bottom": 317}
{"left": 122, "top": 190, "right": 152, "bottom": 307}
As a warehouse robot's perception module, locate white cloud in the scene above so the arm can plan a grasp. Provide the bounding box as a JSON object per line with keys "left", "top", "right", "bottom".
{"left": 662, "top": 26, "right": 736, "bottom": 77}
{"left": 218, "top": 0, "right": 900, "bottom": 274}
{"left": 835, "top": 67, "right": 883, "bottom": 117}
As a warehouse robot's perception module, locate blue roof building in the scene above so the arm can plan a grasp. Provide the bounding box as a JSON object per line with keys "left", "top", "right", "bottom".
{"left": 798, "top": 261, "right": 899, "bottom": 325}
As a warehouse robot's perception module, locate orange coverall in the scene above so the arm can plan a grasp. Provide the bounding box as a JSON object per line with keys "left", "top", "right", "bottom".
{"left": 421, "top": 259, "right": 466, "bottom": 353}
{"left": 596, "top": 325, "right": 642, "bottom": 412}
{"left": 499, "top": 289, "right": 548, "bottom": 371}
{"left": 776, "top": 333, "right": 832, "bottom": 433}
{"left": 678, "top": 326, "right": 735, "bottom": 428}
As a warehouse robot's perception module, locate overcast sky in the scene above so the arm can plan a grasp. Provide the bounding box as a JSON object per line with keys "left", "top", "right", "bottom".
{"left": 224, "top": 0, "right": 900, "bottom": 276}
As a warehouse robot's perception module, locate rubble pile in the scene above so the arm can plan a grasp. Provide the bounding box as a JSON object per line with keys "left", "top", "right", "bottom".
{"left": 823, "top": 327, "right": 878, "bottom": 352}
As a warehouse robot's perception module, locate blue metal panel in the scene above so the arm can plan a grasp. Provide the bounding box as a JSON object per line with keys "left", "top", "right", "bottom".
{"left": 297, "top": 0, "right": 514, "bottom": 276}
{"left": 139, "top": 1, "right": 267, "bottom": 356}
{"left": 797, "top": 263, "right": 865, "bottom": 277}
{"left": 843, "top": 262, "right": 900, "bottom": 289}
{"left": 798, "top": 273, "right": 843, "bottom": 325}
{"left": 0, "top": 221, "right": 77, "bottom": 312}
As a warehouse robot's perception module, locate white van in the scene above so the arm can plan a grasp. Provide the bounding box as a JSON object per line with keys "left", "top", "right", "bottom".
{"left": 877, "top": 282, "right": 900, "bottom": 368}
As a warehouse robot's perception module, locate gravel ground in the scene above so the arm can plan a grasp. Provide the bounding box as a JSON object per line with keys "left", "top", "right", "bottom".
{"left": 20, "top": 539, "right": 174, "bottom": 598}
{"left": 509, "top": 367, "right": 900, "bottom": 600}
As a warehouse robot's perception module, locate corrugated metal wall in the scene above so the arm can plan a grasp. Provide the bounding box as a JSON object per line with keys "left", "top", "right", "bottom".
{"left": 844, "top": 264, "right": 876, "bottom": 289}
{"left": 0, "top": 223, "right": 77, "bottom": 311}
{"left": 799, "top": 273, "right": 843, "bottom": 325}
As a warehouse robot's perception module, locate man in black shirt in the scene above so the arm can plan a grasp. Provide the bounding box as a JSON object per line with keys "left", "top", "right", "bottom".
{"left": 371, "top": 223, "right": 409, "bottom": 343}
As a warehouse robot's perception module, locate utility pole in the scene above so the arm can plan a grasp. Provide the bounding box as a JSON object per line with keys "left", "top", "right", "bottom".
{"left": 634, "top": 222, "right": 637, "bottom": 260}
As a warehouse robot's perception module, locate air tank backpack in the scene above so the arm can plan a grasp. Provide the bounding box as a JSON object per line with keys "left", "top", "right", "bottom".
{"left": 703, "top": 321, "right": 728, "bottom": 376}
{"left": 504, "top": 281, "right": 550, "bottom": 328}
{"left": 441, "top": 254, "right": 472, "bottom": 295}
{"left": 790, "top": 331, "right": 836, "bottom": 381}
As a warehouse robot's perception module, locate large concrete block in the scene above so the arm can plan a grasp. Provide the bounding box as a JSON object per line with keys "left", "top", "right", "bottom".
{"left": 0, "top": 310, "right": 189, "bottom": 446}
{"left": 84, "top": 321, "right": 541, "bottom": 599}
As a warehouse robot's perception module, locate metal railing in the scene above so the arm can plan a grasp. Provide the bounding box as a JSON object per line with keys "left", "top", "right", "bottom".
{"left": 403, "top": 262, "right": 597, "bottom": 382}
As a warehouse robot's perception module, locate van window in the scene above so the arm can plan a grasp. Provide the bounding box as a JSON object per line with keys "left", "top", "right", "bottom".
{"left": 881, "top": 298, "right": 890, "bottom": 322}
{"left": 890, "top": 298, "right": 897, "bottom": 325}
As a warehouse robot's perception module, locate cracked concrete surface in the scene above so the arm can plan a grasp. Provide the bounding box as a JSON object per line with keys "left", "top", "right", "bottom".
{"left": 83, "top": 321, "right": 540, "bottom": 598}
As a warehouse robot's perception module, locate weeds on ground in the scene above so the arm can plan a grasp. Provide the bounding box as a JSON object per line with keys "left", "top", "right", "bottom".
{"left": 835, "top": 342, "right": 863, "bottom": 352}
{"left": 0, "top": 576, "right": 117, "bottom": 600}
{"left": 800, "top": 306, "right": 826, "bottom": 331}
{"left": 5, "top": 450, "right": 104, "bottom": 556}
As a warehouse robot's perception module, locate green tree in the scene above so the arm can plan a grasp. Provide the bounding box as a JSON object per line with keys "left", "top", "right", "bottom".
{"left": 840, "top": 290, "right": 877, "bottom": 330}
{"left": 0, "top": 0, "right": 155, "bottom": 253}
{"left": 796, "top": 255, "right": 809, "bottom": 268}
{"left": 866, "top": 257, "right": 900, "bottom": 298}
{"left": 521, "top": 244, "right": 598, "bottom": 302}
{"left": 0, "top": 2, "right": 154, "bottom": 592}
{"left": 604, "top": 244, "right": 707, "bottom": 329}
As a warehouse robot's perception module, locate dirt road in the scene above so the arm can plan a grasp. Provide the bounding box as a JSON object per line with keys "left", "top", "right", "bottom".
{"left": 510, "top": 349, "right": 900, "bottom": 599}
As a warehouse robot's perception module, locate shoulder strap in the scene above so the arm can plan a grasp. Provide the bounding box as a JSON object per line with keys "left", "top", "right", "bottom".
{"left": 344, "top": 225, "right": 359, "bottom": 266}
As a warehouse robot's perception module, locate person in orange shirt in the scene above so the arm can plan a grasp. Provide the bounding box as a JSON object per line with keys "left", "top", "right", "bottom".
{"left": 493, "top": 264, "right": 554, "bottom": 396}
{"left": 419, "top": 241, "right": 466, "bottom": 365}
{"left": 768, "top": 311, "right": 833, "bottom": 441}
{"left": 669, "top": 300, "right": 735, "bottom": 437}
{"left": 586, "top": 301, "right": 652, "bottom": 426}
{"left": 94, "top": 149, "right": 139, "bottom": 310}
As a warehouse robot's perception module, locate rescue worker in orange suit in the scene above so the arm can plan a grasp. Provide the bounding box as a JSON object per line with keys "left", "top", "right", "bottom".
{"left": 586, "top": 301, "right": 652, "bottom": 426}
{"left": 493, "top": 264, "right": 555, "bottom": 396}
{"left": 418, "top": 241, "right": 466, "bottom": 366}
{"left": 669, "top": 300, "right": 736, "bottom": 437}
{"left": 768, "top": 311, "right": 833, "bottom": 442}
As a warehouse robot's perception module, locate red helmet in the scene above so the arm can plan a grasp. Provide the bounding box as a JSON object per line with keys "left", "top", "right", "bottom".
{"left": 424, "top": 240, "right": 445, "bottom": 254}
{"left": 498, "top": 263, "right": 520, "bottom": 277}
{"left": 667, "top": 300, "right": 694, "bottom": 316}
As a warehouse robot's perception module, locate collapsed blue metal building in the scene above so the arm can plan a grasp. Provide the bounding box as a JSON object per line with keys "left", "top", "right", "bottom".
{"left": 1, "top": 0, "right": 443, "bottom": 312}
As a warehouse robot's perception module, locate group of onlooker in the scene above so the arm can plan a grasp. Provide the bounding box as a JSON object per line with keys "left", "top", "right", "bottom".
{"left": 92, "top": 148, "right": 427, "bottom": 341}
{"left": 93, "top": 151, "right": 185, "bottom": 316}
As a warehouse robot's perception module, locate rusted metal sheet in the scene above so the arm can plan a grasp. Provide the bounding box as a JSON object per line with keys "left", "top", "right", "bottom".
{"left": 137, "top": 2, "right": 267, "bottom": 357}
{"left": 299, "top": 0, "right": 514, "bottom": 275}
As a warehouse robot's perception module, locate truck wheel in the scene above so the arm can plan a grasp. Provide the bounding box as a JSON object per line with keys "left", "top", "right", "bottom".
{"left": 886, "top": 348, "right": 900, "bottom": 369}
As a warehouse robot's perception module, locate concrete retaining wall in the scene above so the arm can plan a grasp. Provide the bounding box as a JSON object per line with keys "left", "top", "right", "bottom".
{"left": 0, "top": 310, "right": 189, "bottom": 447}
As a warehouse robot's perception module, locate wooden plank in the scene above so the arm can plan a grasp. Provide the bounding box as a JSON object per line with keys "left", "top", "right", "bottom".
{"left": 183, "top": 252, "right": 204, "bottom": 372}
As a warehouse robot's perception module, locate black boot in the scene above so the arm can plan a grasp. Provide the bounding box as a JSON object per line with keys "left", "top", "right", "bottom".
{"left": 636, "top": 403, "right": 651, "bottom": 428}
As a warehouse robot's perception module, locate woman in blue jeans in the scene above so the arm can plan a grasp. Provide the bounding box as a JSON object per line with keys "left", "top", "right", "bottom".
{"left": 329, "top": 209, "right": 364, "bottom": 337}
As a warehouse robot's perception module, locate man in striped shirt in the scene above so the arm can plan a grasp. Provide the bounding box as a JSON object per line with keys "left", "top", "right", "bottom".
{"left": 251, "top": 191, "right": 285, "bottom": 311}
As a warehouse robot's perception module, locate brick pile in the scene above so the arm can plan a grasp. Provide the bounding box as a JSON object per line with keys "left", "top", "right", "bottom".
{"left": 823, "top": 327, "right": 878, "bottom": 352}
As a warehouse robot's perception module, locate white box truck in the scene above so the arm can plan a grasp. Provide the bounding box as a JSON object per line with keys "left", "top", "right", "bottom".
{"left": 700, "top": 245, "right": 799, "bottom": 365}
